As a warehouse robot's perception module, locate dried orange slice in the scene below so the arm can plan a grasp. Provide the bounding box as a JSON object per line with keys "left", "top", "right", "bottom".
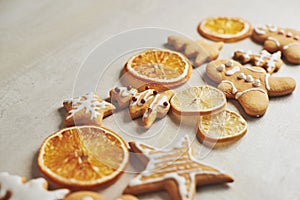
{"left": 197, "top": 109, "right": 247, "bottom": 144}
{"left": 38, "top": 126, "right": 129, "bottom": 189}
{"left": 122, "top": 49, "right": 192, "bottom": 90}
{"left": 170, "top": 85, "right": 226, "bottom": 116}
{"left": 198, "top": 16, "right": 252, "bottom": 42}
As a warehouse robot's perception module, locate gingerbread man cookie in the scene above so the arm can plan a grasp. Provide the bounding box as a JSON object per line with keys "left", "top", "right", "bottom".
{"left": 0, "top": 172, "right": 69, "bottom": 200}
{"left": 123, "top": 136, "right": 233, "bottom": 200}
{"left": 206, "top": 60, "right": 296, "bottom": 117}
{"left": 167, "top": 35, "right": 223, "bottom": 67}
{"left": 252, "top": 24, "right": 300, "bottom": 64}
{"left": 63, "top": 92, "right": 115, "bottom": 126}
{"left": 233, "top": 50, "right": 282, "bottom": 73}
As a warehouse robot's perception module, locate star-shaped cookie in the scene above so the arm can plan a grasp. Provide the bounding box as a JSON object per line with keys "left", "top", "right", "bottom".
{"left": 124, "top": 136, "right": 233, "bottom": 200}
{"left": 63, "top": 92, "right": 115, "bottom": 126}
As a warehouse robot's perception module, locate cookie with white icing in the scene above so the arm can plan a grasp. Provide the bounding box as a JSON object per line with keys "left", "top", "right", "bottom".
{"left": 0, "top": 172, "right": 69, "bottom": 200}
{"left": 110, "top": 86, "right": 138, "bottom": 109}
{"left": 252, "top": 24, "right": 300, "bottom": 64}
{"left": 233, "top": 50, "right": 282, "bottom": 73}
{"left": 129, "top": 88, "right": 174, "bottom": 129}
{"left": 206, "top": 60, "right": 296, "bottom": 117}
{"left": 64, "top": 191, "right": 105, "bottom": 200}
{"left": 63, "top": 92, "right": 115, "bottom": 127}
{"left": 123, "top": 136, "right": 233, "bottom": 200}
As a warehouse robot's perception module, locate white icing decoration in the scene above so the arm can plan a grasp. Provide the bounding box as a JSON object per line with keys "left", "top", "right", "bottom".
{"left": 254, "top": 50, "right": 270, "bottom": 66}
{"left": 131, "top": 89, "right": 154, "bottom": 106}
{"left": 283, "top": 42, "right": 300, "bottom": 50}
{"left": 83, "top": 197, "right": 94, "bottom": 200}
{"left": 237, "top": 73, "right": 246, "bottom": 80}
{"left": 254, "top": 25, "right": 267, "bottom": 35}
{"left": 243, "top": 50, "right": 253, "bottom": 59}
{"left": 245, "top": 75, "right": 254, "bottom": 82}
{"left": 266, "top": 51, "right": 281, "bottom": 72}
{"left": 265, "top": 73, "right": 271, "bottom": 91}
{"left": 225, "top": 60, "right": 234, "bottom": 67}
{"left": 64, "top": 92, "right": 110, "bottom": 120}
{"left": 267, "top": 37, "right": 280, "bottom": 47}
{"left": 221, "top": 80, "right": 237, "bottom": 94}
{"left": 217, "top": 64, "right": 225, "bottom": 72}
{"left": 235, "top": 88, "right": 266, "bottom": 99}
{"left": 129, "top": 136, "right": 222, "bottom": 200}
{"left": 0, "top": 172, "right": 69, "bottom": 200}
{"left": 245, "top": 66, "right": 265, "bottom": 73}
{"left": 294, "top": 35, "right": 300, "bottom": 40}
{"left": 268, "top": 25, "right": 278, "bottom": 33}
{"left": 253, "top": 79, "right": 261, "bottom": 87}
{"left": 143, "top": 95, "right": 169, "bottom": 118}
{"left": 225, "top": 66, "right": 240, "bottom": 76}
{"left": 115, "top": 86, "right": 137, "bottom": 97}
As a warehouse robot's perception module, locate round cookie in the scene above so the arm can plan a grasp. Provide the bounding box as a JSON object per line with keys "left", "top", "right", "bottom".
{"left": 64, "top": 191, "right": 105, "bottom": 200}
{"left": 198, "top": 16, "right": 252, "bottom": 42}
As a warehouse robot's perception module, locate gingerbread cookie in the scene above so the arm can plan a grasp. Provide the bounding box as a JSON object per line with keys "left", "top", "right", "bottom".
{"left": 252, "top": 24, "right": 300, "bottom": 64}
{"left": 129, "top": 88, "right": 174, "bottom": 128}
{"left": 63, "top": 92, "right": 115, "bottom": 126}
{"left": 123, "top": 136, "right": 233, "bottom": 200}
{"left": 110, "top": 86, "right": 138, "bottom": 109}
{"left": 0, "top": 172, "right": 69, "bottom": 200}
{"left": 206, "top": 60, "right": 296, "bottom": 117}
{"left": 233, "top": 50, "right": 282, "bottom": 73}
{"left": 167, "top": 35, "right": 223, "bottom": 67}
{"left": 64, "top": 191, "right": 105, "bottom": 200}
{"left": 198, "top": 16, "right": 253, "bottom": 42}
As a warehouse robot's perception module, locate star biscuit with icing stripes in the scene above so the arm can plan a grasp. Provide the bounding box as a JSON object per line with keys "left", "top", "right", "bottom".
{"left": 123, "top": 136, "right": 233, "bottom": 200}
{"left": 206, "top": 60, "right": 296, "bottom": 117}
{"left": 63, "top": 92, "right": 115, "bottom": 126}
{"left": 233, "top": 50, "right": 283, "bottom": 73}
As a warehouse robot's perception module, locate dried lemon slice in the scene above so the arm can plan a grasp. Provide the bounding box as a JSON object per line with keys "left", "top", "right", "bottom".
{"left": 170, "top": 85, "right": 226, "bottom": 116}
{"left": 38, "top": 126, "right": 129, "bottom": 189}
{"left": 197, "top": 109, "right": 247, "bottom": 144}
{"left": 122, "top": 49, "right": 192, "bottom": 90}
{"left": 198, "top": 16, "right": 252, "bottom": 42}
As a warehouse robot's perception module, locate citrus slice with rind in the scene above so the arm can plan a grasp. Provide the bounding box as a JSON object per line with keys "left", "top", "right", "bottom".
{"left": 170, "top": 85, "right": 226, "bottom": 115}
{"left": 198, "top": 16, "right": 252, "bottom": 42}
{"left": 122, "top": 49, "right": 192, "bottom": 90}
{"left": 197, "top": 109, "right": 247, "bottom": 144}
{"left": 38, "top": 126, "right": 129, "bottom": 189}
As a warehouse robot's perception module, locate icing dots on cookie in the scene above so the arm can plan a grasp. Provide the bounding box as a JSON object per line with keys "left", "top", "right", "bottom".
{"left": 129, "top": 88, "right": 174, "bottom": 128}
{"left": 206, "top": 59, "right": 296, "bottom": 117}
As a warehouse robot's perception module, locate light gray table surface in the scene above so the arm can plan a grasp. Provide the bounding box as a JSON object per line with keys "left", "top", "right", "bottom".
{"left": 1, "top": 0, "right": 300, "bottom": 199}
